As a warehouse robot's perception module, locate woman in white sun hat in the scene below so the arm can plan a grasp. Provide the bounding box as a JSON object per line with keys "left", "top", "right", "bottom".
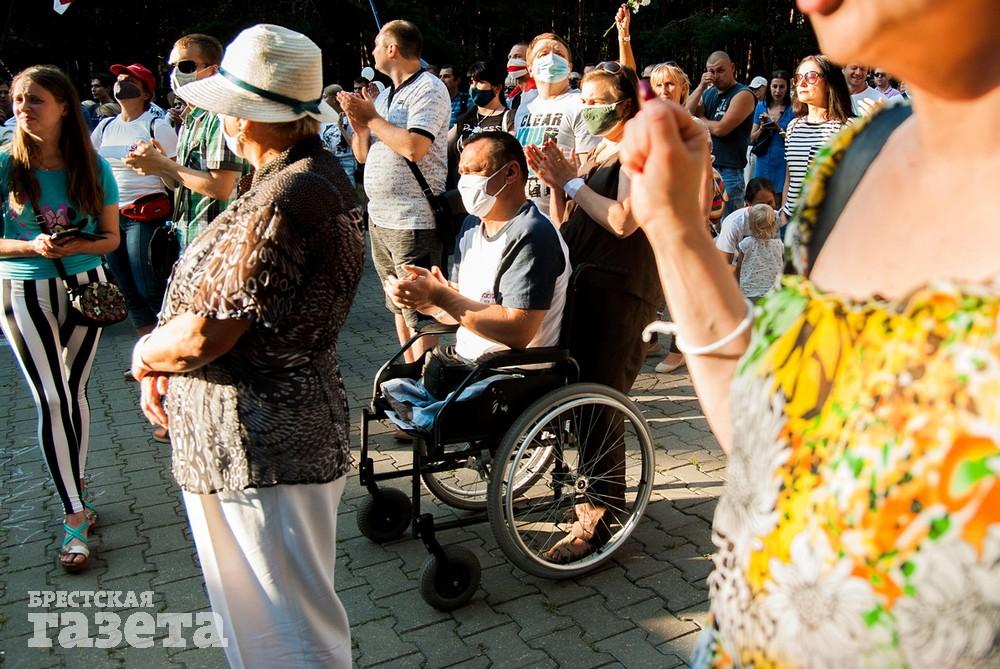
{"left": 128, "top": 24, "right": 364, "bottom": 668}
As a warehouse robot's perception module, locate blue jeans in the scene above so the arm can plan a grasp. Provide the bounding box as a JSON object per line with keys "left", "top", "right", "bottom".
{"left": 718, "top": 167, "right": 746, "bottom": 220}
{"left": 105, "top": 214, "right": 167, "bottom": 329}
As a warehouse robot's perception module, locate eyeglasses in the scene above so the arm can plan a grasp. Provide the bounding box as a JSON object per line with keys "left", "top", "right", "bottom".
{"left": 595, "top": 61, "right": 623, "bottom": 74}
{"left": 170, "top": 60, "right": 199, "bottom": 74}
{"left": 874, "top": 72, "right": 888, "bottom": 78}
{"left": 792, "top": 71, "right": 825, "bottom": 86}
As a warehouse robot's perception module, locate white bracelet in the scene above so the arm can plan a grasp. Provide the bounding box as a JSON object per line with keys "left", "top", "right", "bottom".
{"left": 641, "top": 298, "right": 754, "bottom": 356}
{"left": 563, "top": 177, "right": 586, "bottom": 199}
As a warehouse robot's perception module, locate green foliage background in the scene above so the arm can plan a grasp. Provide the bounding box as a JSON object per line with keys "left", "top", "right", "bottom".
{"left": 0, "top": 0, "right": 817, "bottom": 103}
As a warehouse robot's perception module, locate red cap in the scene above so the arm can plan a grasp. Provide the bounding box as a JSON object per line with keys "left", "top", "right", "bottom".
{"left": 110, "top": 63, "right": 156, "bottom": 97}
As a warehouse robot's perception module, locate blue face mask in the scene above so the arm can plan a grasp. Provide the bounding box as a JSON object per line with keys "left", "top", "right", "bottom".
{"left": 532, "top": 53, "right": 571, "bottom": 84}
{"left": 469, "top": 86, "right": 496, "bottom": 107}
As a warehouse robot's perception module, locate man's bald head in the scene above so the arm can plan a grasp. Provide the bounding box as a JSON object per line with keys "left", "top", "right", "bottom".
{"left": 707, "top": 51, "right": 731, "bottom": 66}
{"left": 706, "top": 51, "right": 736, "bottom": 89}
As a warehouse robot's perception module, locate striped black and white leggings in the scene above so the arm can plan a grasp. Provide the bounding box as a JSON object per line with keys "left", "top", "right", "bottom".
{"left": 0, "top": 267, "right": 105, "bottom": 515}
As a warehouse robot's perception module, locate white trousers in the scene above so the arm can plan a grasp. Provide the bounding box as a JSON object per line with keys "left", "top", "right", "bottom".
{"left": 183, "top": 477, "right": 351, "bottom": 669}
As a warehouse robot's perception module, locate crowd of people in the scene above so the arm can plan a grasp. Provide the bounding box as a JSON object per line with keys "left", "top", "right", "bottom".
{"left": 1, "top": 0, "right": 998, "bottom": 667}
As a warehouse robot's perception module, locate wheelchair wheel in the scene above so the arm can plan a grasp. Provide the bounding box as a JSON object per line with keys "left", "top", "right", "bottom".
{"left": 418, "top": 546, "right": 481, "bottom": 611}
{"left": 487, "top": 383, "right": 654, "bottom": 579}
{"left": 356, "top": 488, "right": 412, "bottom": 543}
{"left": 422, "top": 442, "right": 554, "bottom": 511}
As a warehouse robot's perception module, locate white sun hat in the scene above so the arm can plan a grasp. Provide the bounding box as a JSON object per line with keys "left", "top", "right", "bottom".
{"left": 176, "top": 24, "right": 337, "bottom": 123}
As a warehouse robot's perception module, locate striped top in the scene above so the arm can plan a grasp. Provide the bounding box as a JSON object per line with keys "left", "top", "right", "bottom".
{"left": 782, "top": 118, "right": 847, "bottom": 217}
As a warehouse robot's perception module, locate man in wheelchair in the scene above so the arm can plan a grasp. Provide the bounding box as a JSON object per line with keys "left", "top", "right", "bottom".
{"left": 384, "top": 132, "right": 571, "bottom": 412}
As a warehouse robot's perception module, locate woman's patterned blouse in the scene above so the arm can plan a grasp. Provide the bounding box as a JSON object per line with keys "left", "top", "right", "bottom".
{"left": 159, "top": 136, "right": 365, "bottom": 495}
{"left": 695, "top": 102, "right": 1000, "bottom": 668}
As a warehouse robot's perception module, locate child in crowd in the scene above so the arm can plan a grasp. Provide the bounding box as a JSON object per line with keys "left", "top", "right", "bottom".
{"left": 734, "top": 204, "right": 783, "bottom": 301}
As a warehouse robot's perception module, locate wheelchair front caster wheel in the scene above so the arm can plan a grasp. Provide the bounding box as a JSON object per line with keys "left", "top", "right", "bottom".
{"left": 357, "top": 488, "right": 412, "bottom": 543}
{"left": 418, "top": 546, "right": 481, "bottom": 611}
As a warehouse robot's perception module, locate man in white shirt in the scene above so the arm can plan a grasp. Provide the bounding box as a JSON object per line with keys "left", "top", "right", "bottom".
{"left": 513, "top": 32, "right": 601, "bottom": 218}
{"left": 714, "top": 177, "right": 779, "bottom": 266}
{"left": 843, "top": 63, "right": 886, "bottom": 115}
{"left": 339, "top": 20, "right": 451, "bottom": 364}
{"left": 386, "top": 133, "right": 569, "bottom": 363}
{"left": 873, "top": 69, "right": 903, "bottom": 99}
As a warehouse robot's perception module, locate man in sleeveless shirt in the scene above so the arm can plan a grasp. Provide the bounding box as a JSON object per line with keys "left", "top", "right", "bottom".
{"left": 687, "top": 51, "right": 756, "bottom": 219}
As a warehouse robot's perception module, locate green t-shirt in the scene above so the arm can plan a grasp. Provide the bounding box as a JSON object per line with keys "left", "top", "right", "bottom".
{"left": 173, "top": 107, "right": 246, "bottom": 249}
{"left": 0, "top": 150, "right": 118, "bottom": 280}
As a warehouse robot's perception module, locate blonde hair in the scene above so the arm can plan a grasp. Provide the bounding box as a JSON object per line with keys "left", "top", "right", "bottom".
{"left": 527, "top": 33, "right": 572, "bottom": 68}
{"left": 748, "top": 203, "right": 776, "bottom": 240}
{"left": 649, "top": 63, "right": 690, "bottom": 104}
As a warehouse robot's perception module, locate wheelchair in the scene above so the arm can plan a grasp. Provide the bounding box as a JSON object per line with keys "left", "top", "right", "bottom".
{"left": 356, "top": 266, "right": 656, "bottom": 610}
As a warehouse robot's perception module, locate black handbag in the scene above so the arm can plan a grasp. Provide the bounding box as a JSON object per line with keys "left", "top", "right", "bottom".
{"left": 405, "top": 158, "right": 467, "bottom": 249}
{"left": 147, "top": 222, "right": 180, "bottom": 283}
{"left": 750, "top": 128, "right": 775, "bottom": 157}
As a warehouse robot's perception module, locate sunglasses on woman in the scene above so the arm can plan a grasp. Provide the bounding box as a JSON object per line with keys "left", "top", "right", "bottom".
{"left": 792, "top": 71, "right": 825, "bottom": 86}
{"left": 595, "top": 61, "right": 623, "bottom": 74}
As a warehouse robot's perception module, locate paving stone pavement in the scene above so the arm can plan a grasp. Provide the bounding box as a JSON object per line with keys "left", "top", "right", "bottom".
{"left": 0, "top": 241, "right": 726, "bottom": 668}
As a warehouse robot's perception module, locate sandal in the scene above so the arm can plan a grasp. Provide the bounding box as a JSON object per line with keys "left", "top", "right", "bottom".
{"left": 655, "top": 352, "right": 686, "bottom": 374}
{"left": 544, "top": 503, "right": 612, "bottom": 564}
{"left": 80, "top": 486, "right": 98, "bottom": 526}
{"left": 59, "top": 517, "right": 92, "bottom": 573}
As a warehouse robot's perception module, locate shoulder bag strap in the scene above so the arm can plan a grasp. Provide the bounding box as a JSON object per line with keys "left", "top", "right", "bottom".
{"left": 96, "top": 116, "right": 114, "bottom": 142}
{"left": 808, "top": 104, "right": 913, "bottom": 268}
{"left": 405, "top": 158, "right": 437, "bottom": 203}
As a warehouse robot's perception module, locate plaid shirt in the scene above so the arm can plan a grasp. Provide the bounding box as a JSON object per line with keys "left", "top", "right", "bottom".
{"left": 173, "top": 108, "right": 245, "bottom": 249}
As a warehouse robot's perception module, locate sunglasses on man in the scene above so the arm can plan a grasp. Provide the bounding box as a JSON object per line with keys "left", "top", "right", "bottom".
{"left": 169, "top": 60, "right": 201, "bottom": 74}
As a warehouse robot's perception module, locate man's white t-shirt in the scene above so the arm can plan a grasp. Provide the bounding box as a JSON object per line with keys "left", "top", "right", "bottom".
{"left": 513, "top": 89, "right": 601, "bottom": 216}
{"left": 365, "top": 70, "right": 451, "bottom": 230}
{"left": 850, "top": 86, "right": 886, "bottom": 116}
{"left": 91, "top": 111, "right": 178, "bottom": 206}
{"left": 452, "top": 202, "right": 570, "bottom": 361}
{"left": 715, "top": 206, "right": 781, "bottom": 261}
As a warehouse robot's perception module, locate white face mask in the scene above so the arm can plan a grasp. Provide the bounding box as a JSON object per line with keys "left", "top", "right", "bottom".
{"left": 169, "top": 68, "right": 197, "bottom": 97}
{"left": 220, "top": 115, "right": 244, "bottom": 158}
{"left": 458, "top": 163, "right": 511, "bottom": 218}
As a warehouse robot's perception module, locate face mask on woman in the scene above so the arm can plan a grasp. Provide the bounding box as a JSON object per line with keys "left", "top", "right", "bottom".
{"left": 580, "top": 100, "right": 624, "bottom": 136}
{"left": 457, "top": 163, "right": 511, "bottom": 218}
{"left": 532, "top": 53, "right": 571, "bottom": 84}
{"left": 220, "top": 115, "right": 245, "bottom": 158}
{"left": 469, "top": 86, "right": 496, "bottom": 107}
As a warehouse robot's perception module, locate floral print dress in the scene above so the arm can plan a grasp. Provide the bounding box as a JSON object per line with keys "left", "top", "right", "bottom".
{"left": 695, "top": 103, "right": 1000, "bottom": 668}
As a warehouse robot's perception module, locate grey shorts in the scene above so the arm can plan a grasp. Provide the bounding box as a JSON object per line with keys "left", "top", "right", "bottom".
{"left": 370, "top": 224, "right": 444, "bottom": 327}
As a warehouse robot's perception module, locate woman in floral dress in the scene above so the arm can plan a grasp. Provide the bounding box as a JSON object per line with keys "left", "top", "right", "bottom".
{"left": 619, "top": 0, "right": 1000, "bottom": 666}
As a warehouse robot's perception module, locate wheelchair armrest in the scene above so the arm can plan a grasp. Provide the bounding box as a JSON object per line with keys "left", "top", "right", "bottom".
{"left": 417, "top": 321, "right": 459, "bottom": 335}
{"left": 475, "top": 346, "right": 570, "bottom": 370}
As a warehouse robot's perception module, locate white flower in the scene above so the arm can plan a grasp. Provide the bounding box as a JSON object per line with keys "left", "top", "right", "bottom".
{"left": 894, "top": 526, "right": 1000, "bottom": 669}
{"left": 713, "top": 373, "right": 789, "bottom": 556}
{"left": 762, "top": 534, "right": 884, "bottom": 668}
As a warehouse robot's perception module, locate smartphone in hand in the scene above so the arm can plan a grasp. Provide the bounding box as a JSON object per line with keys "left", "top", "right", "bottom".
{"left": 50, "top": 228, "right": 105, "bottom": 243}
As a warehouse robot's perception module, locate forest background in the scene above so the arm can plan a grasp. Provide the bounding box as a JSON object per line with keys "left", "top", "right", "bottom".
{"left": 0, "top": 0, "right": 818, "bottom": 104}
